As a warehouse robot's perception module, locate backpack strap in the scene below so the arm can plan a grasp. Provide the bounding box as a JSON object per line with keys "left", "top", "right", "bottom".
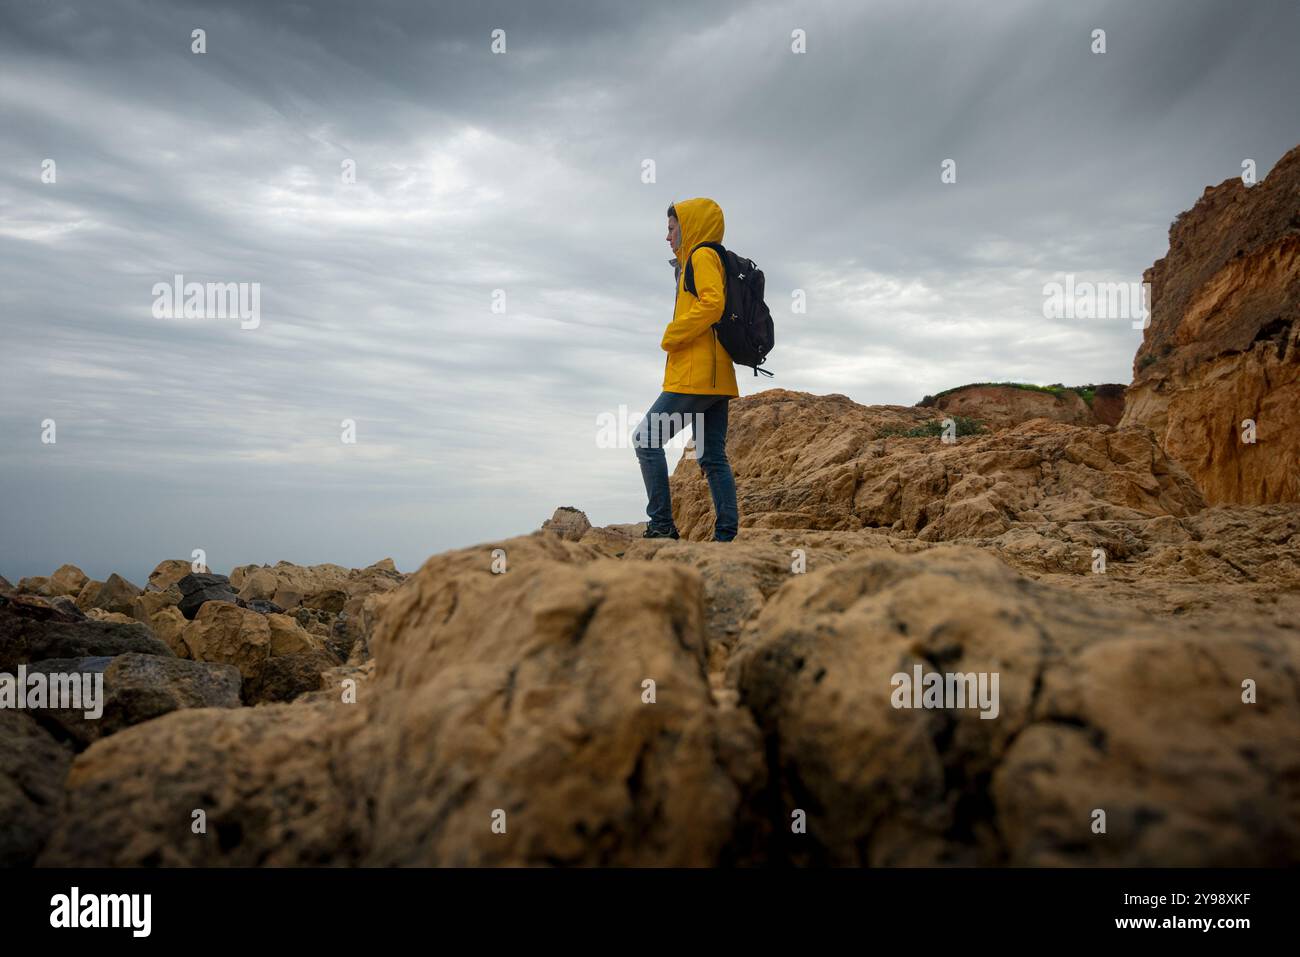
{"left": 682, "top": 242, "right": 727, "bottom": 297}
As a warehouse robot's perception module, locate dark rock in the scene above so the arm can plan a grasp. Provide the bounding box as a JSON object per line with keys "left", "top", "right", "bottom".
{"left": 244, "top": 650, "right": 340, "bottom": 705}
{"left": 243, "top": 598, "right": 286, "bottom": 616}
{"left": 177, "top": 572, "right": 233, "bottom": 595}
{"left": 47, "top": 596, "right": 87, "bottom": 621}
{"left": 0, "top": 593, "right": 84, "bottom": 623}
{"left": 304, "top": 588, "right": 347, "bottom": 615}
{"left": 0, "top": 710, "right": 74, "bottom": 866}
{"left": 177, "top": 573, "right": 240, "bottom": 620}
{"left": 23, "top": 653, "right": 242, "bottom": 748}
{"left": 88, "top": 573, "right": 142, "bottom": 616}
{"left": 0, "top": 605, "right": 173, "bottom": 672}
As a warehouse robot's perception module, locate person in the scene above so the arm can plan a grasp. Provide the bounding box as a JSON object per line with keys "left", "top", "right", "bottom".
{"left": 632, "top": 197, "right": 739, "bottom": 541}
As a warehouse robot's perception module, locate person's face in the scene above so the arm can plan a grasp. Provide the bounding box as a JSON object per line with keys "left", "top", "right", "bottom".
{"left": 666, "top": 216, "right": 680, "bottom": 254}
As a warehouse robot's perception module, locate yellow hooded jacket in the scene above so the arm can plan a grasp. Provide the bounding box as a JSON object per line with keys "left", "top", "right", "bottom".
{"left": 662, "top": 197, "right": 739, "bottom": 397}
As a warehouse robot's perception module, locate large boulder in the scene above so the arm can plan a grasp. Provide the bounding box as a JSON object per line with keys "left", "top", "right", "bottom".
{"left": 1122, "top": 143, "right": 1300, "bottom": 504}
{"left": 0, "top": 711, "right": 74, "bottom": 866}
{"left": 148, "top": 559, "right": 195, "bottom": 591}
{"left": 131, "top": 584, "right": 181, "bottom": 623}
{"left": 38, "top": 700, "right": 369, "bottom": 866}
{"left": 729, "top": 546, "right": 1300, "bottom": 865}
{"left": 178, "top": 602, "right": 271, "bottom": 681}
{"left": 73, "top": 578, "right": 103, "bottom": 611}
{"left": 20, "top": 653, "right": 242, "bottom": 748}
{"left": 353, "top": 532, "right": 764, "bottom": 866}
{"left": 86, "top": 573, "right": 143, "bottom": 616}
{"left": 177, "top": 572, "right": 240, "bottom": 620}
{"left": 244, "top": 649, "right": 342, "bottom": 705}
{"left": 0, "top": 602, "right": 173, "bottom": 673}
{"left": 148, "top": 606, "right": 189, "bottom": 657}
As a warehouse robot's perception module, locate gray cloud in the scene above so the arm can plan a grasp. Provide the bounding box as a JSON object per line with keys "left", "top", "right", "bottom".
{"left": 2, "top": 0, "right": 1298, "bottom": 581}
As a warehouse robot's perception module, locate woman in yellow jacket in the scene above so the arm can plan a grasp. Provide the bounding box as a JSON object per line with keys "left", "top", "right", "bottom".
{"left": 632, "top": 197, "right": 739, "bottom": 541}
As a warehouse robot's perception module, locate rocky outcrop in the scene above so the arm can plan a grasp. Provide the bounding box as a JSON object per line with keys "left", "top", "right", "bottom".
{"left": 38, "top": 700, "right": 369, "bottom": 867}
{"left": 729, "top": 546, "right": 1300, "bottom": 865}
{"left": 920, "top": 384, "right": 1105, "bottom": 430}
{"left": 355, "top": 532, "right": 764, "bottom": 866}
{"left": 669, "top": 389, "right": 1202, "bottom": 541}
{"left": 0, "top": 597, "right": 173, "bottom": 672}
{"left": 33, "top": 521, "right": 1300, "bottom": 868}
{"left": 1121, "top": 144, "right": 1300, "bottom": 504}
{"left": 22, "top": 653, "right": 241, "bottom": 748}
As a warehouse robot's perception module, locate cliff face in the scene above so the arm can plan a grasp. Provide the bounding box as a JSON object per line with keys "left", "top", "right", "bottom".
{"left": 1120, "top": 145, "right": 1300, "bottom": 504}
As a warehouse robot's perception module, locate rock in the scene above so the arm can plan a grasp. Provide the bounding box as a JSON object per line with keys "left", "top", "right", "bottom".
{"left": 540, "top": 506, "right": 593, "bottom": 541}
{"left": 620, "top": 536, "right": 856, "bottom": 673}
{"left": 87, "top": 573, "right": 143, "bottom": 616}
{"left": 0, "top": 604, "right": 173, "bottom": 673}
{"left": 232, "top": 560, "right": 405, "bottom": 614}
{"left": 0, "top": 711, "right": 73, "bottom": 866}
{"left": 297, "top": 660, "right": 375, "bottom": 704}
{"left": 130, "top": 584, "right": 181, "bottom": 622}
{"left": 304, "top": 588, "right": 347, "bottom": 615}
{"left": 244, "top": 649, "right": 341, "bottom": 705}
{"left": 73, "top": 579, "right": 103, "bottom": 611}
{"left": 148, "top": 559, "right": 195, "bottom": 591}
{"left": 178, "top": 602, "right": 270, "bottom": 681}
{"left": 356, "top": 532, "right": 763, "bottom": 866}
{"left": 177, "top": 572, "right": 240, "bottom": 620}
{"left": 728, "top": 546, "right": 1300, "bottom": 865}
{"left": 670, "top": 389, "right": 1204, "bottom": 541}
{"left": 0, "top": 574, "right": 13, "bottom": 597}
{"left": 266, "top": 613, "right": 324, "bottom": 656}
{"left": 1089, "top": 383, "right": 1127, "bottom": 426}
{"left": 1, "top": 592, "right": 84, "bottom": 623}
{"left": 1122, "top": 143, "right": 1300, "bottom": 504}
{"left": 49, "top": 564, "right": 89, "bottom": 596}
{"left": 234, "top": 567, "right": 279, "bottom": 602}
{"left": 16, "top": 576, "right": 57, "bottom": 597}
{"left": 47, "top": 596, "right": 86, "bottom": 620}
{"left": 242, "top": 598, "right": 285, "bottom": 616}
{"left": 149, "top": 606, "right": 189, "bottom": 657}
{"left": 294, "top": 606, "right": 335, "bottom": 639}
{"left": 39, "top": 700, "right": 369, "bottom": 866}
{"left": 84, "top": 609, "right": 138, "bottom": 625}
{"left": 20, "top": 653, "right": 242, "bottom": 749}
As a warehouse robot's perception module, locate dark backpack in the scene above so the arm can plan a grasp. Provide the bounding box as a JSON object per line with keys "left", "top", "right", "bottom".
{"left": 684, "top": 242, "right": 775, "bottom": 377}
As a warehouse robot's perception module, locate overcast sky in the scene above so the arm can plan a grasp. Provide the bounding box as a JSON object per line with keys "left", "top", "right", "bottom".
{"left": 2, "top": 0, "right": 1298, "bottom": 583}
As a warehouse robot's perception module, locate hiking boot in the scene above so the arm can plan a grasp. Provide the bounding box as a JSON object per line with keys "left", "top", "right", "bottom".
{"left": 642, "top": 527, "right": 680, "bottom": 540}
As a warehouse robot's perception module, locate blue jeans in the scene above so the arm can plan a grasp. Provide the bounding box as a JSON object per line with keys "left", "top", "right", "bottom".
{"left": 633, "top": 391, "right": 738, "bottom": 541}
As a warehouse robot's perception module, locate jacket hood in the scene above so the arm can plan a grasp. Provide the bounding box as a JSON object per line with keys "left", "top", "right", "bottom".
{"left": 672, "top": 197, "right": 725, "bottom": 262}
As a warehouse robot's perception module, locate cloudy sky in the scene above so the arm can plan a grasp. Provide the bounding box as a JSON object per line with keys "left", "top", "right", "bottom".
{"left": 2, "top": 0, "right": 1298, "bottom": 583}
